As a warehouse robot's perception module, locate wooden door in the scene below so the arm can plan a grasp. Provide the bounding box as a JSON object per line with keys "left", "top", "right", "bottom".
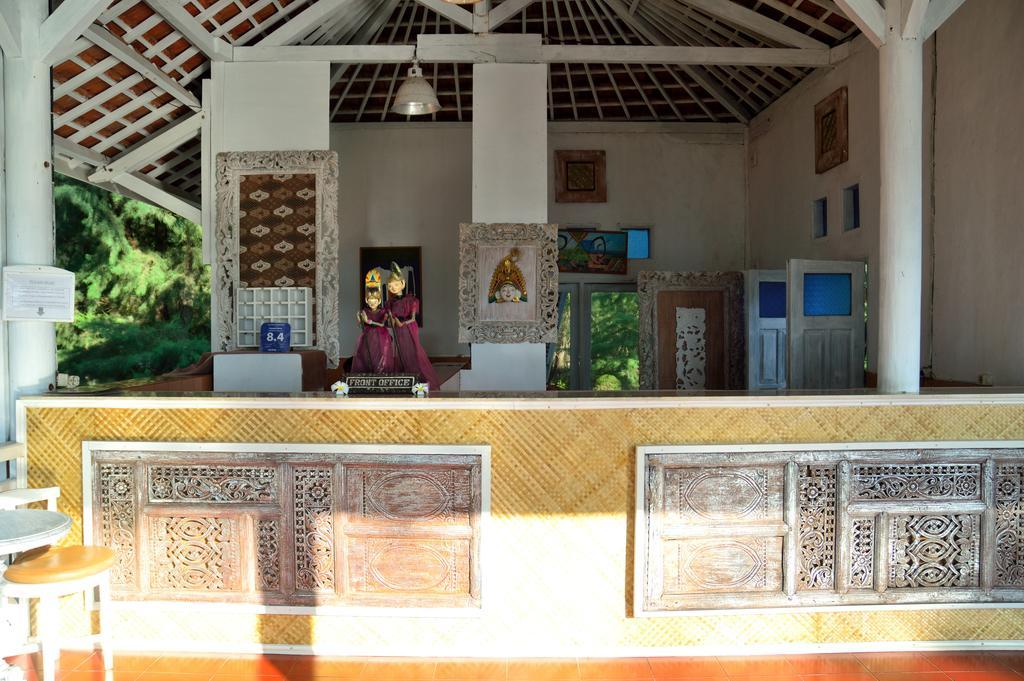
{"left": 746, "top": 270, "right": 787, "bottom": 390}
{"left": 656, "top": 289, "right": 726, "bottom": 390}
{"left": 787, "top": 259, "right": 865, "bottom": 389}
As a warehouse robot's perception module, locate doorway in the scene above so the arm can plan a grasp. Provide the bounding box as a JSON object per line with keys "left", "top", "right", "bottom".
{"left": 547, "top": 283, "right": 639, "bottom": 391}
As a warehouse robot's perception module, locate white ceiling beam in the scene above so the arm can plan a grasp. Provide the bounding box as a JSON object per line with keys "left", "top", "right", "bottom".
{"left": 834, "top": 0, "right": 886, "bottom": 47}
{"left": 901, "top": 0, "right": 930, "bottom": 38}
{"left": 921, "top": 0, "right": 967, "bottom": 39}
{"left": 234, "top": 39, "right": 829, "bottom": 66}
{"left": 677, "top": 0, "right": 826, "bottom": 49}
{"left": 259, "top": 0, "right": 350, "bottom": 46}
{"left": 412, "top": 0, "right": 475, "bottom": 31}
{"left": 148, "top": 0, "right": 233, "bottom": 60}
{"left": 114, "top": 172, "right": 202, "bottom": 224}
{"left": 0, "top": 1, "right": 21, "bottom": 57}
{"left": 39, "top": 0, "right": 109, "bottom": 64}
{"left": 89, "top": 111, "right": 203, "bottom": 183}
{"left": 487, "top": 0, "right": 535, "bottom": 30}
{"left": 53, "top": 136, "right": 108, "bottom": 168}
{"left": 83, "top": 25, "right": 202, "bottom": 109}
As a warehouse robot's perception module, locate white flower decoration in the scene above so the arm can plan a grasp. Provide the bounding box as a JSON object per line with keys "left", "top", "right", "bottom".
{"left": 331, "top": 380, "right": 349, "bottom": 397}
{"left": 412, "top": 383, "right": 429, "bottom": 398}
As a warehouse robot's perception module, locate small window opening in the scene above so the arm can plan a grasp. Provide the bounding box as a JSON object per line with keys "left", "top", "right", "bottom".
{"left": 812, "top": 197, "right": 828, "bottom": 239}
{"left": 843, "top": 184, "right": 861, "bottom": 231}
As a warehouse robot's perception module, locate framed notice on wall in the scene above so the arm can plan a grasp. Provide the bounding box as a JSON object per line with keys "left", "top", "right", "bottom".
{"left": 2, "top": 265, "right": 76, "bottom": 322}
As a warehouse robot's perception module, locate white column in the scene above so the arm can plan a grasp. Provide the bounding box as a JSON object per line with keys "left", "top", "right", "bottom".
{"left": 4, "top": 0, "right": 57, "bottom": 422}
{"left": 461, "top": 63, "right": 549, "bottom": 392}
{"left": 876, "top": 18, "right": 923, "bottom": 393}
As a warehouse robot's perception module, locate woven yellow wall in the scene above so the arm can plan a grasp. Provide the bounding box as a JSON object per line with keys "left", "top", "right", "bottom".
{"left": 24, "top": 403, "right": 1024, "bottom": 653}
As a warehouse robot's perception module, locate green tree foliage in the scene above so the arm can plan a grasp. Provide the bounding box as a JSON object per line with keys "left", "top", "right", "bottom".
{"left": 589, "top": 292, "right": 639, "bottom": 390}
{"left": 54, "top": 174, "right": 210, "bottom": 384}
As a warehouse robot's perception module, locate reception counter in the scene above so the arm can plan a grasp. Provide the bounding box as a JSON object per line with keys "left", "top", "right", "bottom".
{"left": 16, "top": 391, "right": 1024, "bottom": 656}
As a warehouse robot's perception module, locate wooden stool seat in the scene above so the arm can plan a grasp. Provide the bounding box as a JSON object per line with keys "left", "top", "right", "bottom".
{"left": 5, "top": 546, "right": 116, "bottom": 585}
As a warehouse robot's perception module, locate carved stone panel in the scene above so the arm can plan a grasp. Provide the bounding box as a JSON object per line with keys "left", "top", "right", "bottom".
{"left": 996, "top": 464, "right": 1024, "bottom": 586}
{"left": 664, "top": 466, "right": 783, "bottom": 524}
{"left": 850, "top": 517, "right": 874, "bottom": 589}
{"left": 150, "top": 516, "right": 242, "bottom": 592}
{"left": 346, "top": 466, "right": 473, "bottom": 525}
{"left": 797, "top": 465, "right": 836, "bottom": 590}
{"left": 256, "top": 518, "right": 282, "bottom": 592}
{"left": 293, "top": 466, "right": 335, "bottom": 593}
{"left": 852, "top": 464, "right": 981, "bottom": 501}
{"left": 149, "top": 465, "right": 278, "bottom": 503}
{"left": 889, "top": 514, "right": 980, "bottom": 588}
{"left": 347, "top": 537, "right": 472, "bottom": 597}
{"left": 662, "top": 537, "right": 782, "bottom": 594}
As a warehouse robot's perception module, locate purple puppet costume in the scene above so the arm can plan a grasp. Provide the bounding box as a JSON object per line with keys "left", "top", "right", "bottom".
{"left": 385, "top": 262, "right": 439, "bottom": 390}
{"left": 351, "top": 269, "right": 395, "bottom": 374}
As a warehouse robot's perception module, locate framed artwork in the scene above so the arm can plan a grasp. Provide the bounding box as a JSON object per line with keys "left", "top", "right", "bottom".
{"left": 458, "top": 223, "right": 559, "bottom": 344}
{"left": 359, "top": 246, "right": 423, "bottom": 326}
{"left": 555, "top": 150, "right": 607, "bottom": 203}
{"left": 815, "top": 87, "right": 849, "bottom": 174}
{"left": 557, "top": 228, "right": 628, "bottom": 275}
{"left": 215, "top": 150, "right": 340, "bottom": 366}
{"left": 637, "top": 271, "right": 745, "bottom": 391}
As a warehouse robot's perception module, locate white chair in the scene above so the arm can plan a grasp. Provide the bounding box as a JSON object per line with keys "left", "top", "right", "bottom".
{"left": 0, "top": 443, "right": 60, "bottom": 511}
{"left": 1, "top": 547, "right": 116, "bottom": 681}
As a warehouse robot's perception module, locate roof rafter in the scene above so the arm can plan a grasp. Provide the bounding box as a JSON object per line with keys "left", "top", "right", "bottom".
{"left": 83, "top": 25, "right": 202, "bottom": 109}
{"left": 922, "top": 0, "right": 966, "bottom": 39}
{"left": 0, "top": 1, "right": 21, "bottom": 58}
{"left": 148, "top": 0, "right": 233, "bottom": 60}
{"left": 90, "top": 111, "right": 204, "bottom": 183}
{"left": 259, "top": 0, "right": 353, "bottom": 46}
{"left": 677, "top": 0, "right": 826, "bottom": 49}
{"left": 834, "top": 0, "right": 885, "bottom": 47}
{"left": 412, "top": 0, "right": 474, "bottom": 32}
{"left": 114, "top": 172, "right": 201, "bottom": 224}
{"left": 488, "top": 0, "right": 538, "bottom": 31}
{"left": 39, "top": 0, "right": 109, "bottom": 64}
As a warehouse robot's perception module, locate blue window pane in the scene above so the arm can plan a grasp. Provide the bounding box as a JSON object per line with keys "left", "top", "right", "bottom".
{"left": 758, "top": 281, "right": 786, "bottom": 318}
{"left": 625, "top": 228, "right": 650, "bottom": 259}
{"left": 803, "top": 273, "right": 852, "bottom": 316}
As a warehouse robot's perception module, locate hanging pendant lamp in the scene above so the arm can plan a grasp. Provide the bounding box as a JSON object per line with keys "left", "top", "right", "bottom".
{"left": 391, "top": 61, "right": 441, "bottom": 116}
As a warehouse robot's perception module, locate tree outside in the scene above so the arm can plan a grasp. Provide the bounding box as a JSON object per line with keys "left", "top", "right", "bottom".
{"left": 589, "top": 291, "right": 639, "bottom": 390}
{"left": 54, "top": 174, "right": 210, "bottom": 385}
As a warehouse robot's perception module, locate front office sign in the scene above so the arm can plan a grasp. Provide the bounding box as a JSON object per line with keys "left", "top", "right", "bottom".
{"left": 2, "top": 266, "right": 76, "bottom": 322}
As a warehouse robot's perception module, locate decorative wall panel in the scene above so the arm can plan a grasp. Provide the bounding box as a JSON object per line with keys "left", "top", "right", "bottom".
{"left": 86, "top": 444, "right": 486, "bottom": 609}
{"left": 638, "top": 445, "right": 1023, "bottom": 613}
{"left": 675, "top": 307, "right": 707, "bottom": 390}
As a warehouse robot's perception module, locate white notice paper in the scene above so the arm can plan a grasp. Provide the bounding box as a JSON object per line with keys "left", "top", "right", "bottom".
{"left": 2, "top": 266, "right": 76, "bottom": 322}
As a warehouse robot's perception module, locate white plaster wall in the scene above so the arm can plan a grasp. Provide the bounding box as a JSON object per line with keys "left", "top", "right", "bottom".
{"left": 331, "top": 122, "right": 747, "bottom": 357}
{"left": 746, "top": 38, "right": 886, "bottom": 373}
{"left": 930, "top": 0, "right": 1024, "bottom": 385}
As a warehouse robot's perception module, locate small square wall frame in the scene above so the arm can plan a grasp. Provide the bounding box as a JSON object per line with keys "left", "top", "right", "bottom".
{"left": 236, "top": 286, "right": 312, "bottom": 348}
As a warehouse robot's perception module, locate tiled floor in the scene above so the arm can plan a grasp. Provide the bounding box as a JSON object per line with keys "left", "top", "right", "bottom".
{"left": 4, "top": 651, "right": 1024, "bottom": 681}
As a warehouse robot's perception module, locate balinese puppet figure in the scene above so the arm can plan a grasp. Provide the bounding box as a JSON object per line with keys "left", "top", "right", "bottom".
{"left": 385, "top": 261, "right": 438, "bottom": 389}
{"left": 488, "top": 248, "right": 528, "bottom": 304}
{"left": 351, "top": 269, "right": 395, "bottom": 374}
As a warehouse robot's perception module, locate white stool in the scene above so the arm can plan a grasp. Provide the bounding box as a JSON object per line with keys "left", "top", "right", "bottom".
{"left": 1, "top": 546, "right": 116, "bottom": 681}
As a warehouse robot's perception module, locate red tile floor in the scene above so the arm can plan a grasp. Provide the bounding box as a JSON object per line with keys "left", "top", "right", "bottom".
{"left": 5, "top": 651, "right": 1024, "bottom": 681}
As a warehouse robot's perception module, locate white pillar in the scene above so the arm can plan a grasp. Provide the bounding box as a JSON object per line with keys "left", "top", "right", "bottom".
{"left": 461, "top": 63, "right": 549, "bottom": 392}
{"left": 4, "top": 0, "right": 57, "bottom": 422}
{"left": 876, "top": 21, "right": 923, "bottom": 393}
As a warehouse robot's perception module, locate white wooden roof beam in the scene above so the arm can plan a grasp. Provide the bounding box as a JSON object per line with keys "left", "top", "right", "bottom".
{"left": 834, "top": 0, "right": 885, "bottom": 47}
{"left": 413, "top": 0, "right": 474, "bottom": 32}
{"left": 114, "top": 172, "right": 201, "bottom": 224}
{"left": 148, "top": 0, "right": 233, "bottom": 60}
{"left": 900, "top": 0, "right": 929, "bottom": 38}
{"left": 0, "top": 1, "right": 21, "bottom": 58}
{"left": 921, "top": 0, "right": 966, "bottom": 39}
{"left": 39, "top": 0, "right": 109, "bottom": 64}
{"left": 259, "top": 0, "right": 352, "bottom": 46}
{"left": 677, "top": 0, "right": 826, "bottom": 49}
{"left": 488, "top": 0, "right": 538, "bottom": 31}
{"left": 90, "top": 111, "right": 204, "bottom": 183}
{"left": 83, "top": 25, "right": 202, "bottom": 109}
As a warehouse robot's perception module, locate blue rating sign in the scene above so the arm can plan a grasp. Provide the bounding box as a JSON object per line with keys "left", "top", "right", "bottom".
{"left": 259, "top": 322, "right": 291, "bottom": 353}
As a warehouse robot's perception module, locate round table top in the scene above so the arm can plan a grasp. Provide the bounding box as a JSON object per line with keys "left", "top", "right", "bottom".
{"left": 0, "top": 509, "right": 72, "bottom": 554}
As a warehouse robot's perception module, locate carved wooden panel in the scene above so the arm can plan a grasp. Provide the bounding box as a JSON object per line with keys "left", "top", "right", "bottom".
{"left": 149, "top": 465, "right": 278, "bottom": 504}
{"left": 89, "top": 445, "right": 487, "bottom": 610}
{"left": 663, "top": 537, "right": 782, "bottom": 594}
{"left": 638, "top": 446, "right": 1021, "bottom": 613}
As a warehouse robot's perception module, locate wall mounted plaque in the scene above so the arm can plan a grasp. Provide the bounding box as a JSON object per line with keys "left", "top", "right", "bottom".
{"left": 815, "top": 87, "right": 849, "bottom": 174}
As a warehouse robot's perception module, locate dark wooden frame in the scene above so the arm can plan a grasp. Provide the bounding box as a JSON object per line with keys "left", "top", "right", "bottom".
{"left": 555, "top": 150, "right": 607, "bottom": 203}
{"left": 814, "top": 87, "right": 849, "bottom": 174}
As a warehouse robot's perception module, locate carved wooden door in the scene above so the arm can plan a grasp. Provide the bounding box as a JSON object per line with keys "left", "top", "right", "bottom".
{"left": 655, "top": 289, "right": 726, "bottom": 390}
{"left": 746, "top": 270, "right": 787, "bottom": 389}
{"left": 786, "top": 259, "right": 865, "bottom": 389}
